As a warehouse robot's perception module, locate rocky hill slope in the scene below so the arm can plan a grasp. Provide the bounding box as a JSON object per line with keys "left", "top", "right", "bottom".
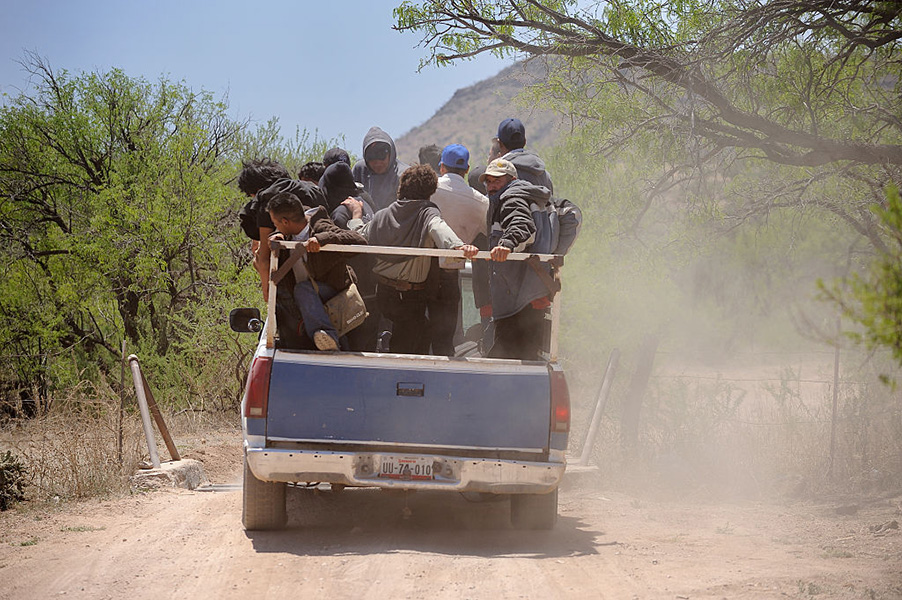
{"left": 394, "top": 60, "right": 563, "bottom": 167}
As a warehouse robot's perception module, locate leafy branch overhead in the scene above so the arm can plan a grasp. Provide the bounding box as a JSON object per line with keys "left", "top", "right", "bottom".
{"left": 395, "top": 0, "right": 902, "bottom": 168}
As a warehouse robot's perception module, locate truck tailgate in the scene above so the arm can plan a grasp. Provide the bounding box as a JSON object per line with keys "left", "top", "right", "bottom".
{"left": 266, "top": 351, "right": 551, "bottom": 452}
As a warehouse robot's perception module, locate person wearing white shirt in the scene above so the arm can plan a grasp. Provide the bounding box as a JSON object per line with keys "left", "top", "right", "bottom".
{"left": 427, "top": 144, "right": 489, "bottom": 355}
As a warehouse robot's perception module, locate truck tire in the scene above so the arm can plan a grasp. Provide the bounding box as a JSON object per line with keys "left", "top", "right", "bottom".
{"left": 242, "top": 455, "right": 287, "bottom": 531}
{"left": 510, "top": 488, "right": 558, "bottom": 530}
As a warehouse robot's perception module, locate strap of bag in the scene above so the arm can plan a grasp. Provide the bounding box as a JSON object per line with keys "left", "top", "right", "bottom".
{"left": 273, "top": 243, "right": 348, "bottom": 297}
{"left": 526, "top": 255, "right": 561, "bottom": 299}
{"left": 304, "top": 254, "right": 319, "bottom": 294}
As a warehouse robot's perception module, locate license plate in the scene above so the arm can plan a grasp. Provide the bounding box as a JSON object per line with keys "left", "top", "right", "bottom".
{"left": 378, "top": 456, "right": 434, "bottom": 480}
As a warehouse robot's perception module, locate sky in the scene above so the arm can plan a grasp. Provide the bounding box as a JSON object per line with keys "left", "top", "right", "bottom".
{"left": 0, "top": 0, "right": 513, "bottom": 153}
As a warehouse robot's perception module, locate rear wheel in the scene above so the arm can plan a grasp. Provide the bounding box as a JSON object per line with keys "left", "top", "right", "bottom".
{"left": 242, "top": 455, "right": 287, "bottom": 531}
{"left": 510, "top": 488, "right": 558, "bottom": 530}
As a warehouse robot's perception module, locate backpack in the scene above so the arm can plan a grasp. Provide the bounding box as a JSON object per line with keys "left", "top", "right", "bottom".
{"left": 552, "top": 197, "right": 582, "bottom": 255}
{"left": 526, "top": 196, "right": 582, "bottom": 256}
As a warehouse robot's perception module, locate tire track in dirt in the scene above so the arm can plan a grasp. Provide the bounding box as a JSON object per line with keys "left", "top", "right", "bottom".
{"left": 1, "top": 473, "right": 900, "bottom": 599}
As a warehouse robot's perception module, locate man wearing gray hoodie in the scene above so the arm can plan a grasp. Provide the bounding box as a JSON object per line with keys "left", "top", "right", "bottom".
{"left": 495, "top": 118, "right": 554, "bottom": 194}
{"left": 352, "top": 126, "right": 410, "bottom": 211}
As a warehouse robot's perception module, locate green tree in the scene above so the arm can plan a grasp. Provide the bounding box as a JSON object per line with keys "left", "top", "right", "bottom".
{"left": 0, "top": 56, "right": 248, "bottom": 401}
{"left": 396, "top": 1, "right": 900, "bottom": 166}
{"left": 822, "top": 186, "right": 902, "bottom": 371}
{"left": 395, "top": 0, "right": 900, "bottom": 250}
{"left": 396, "top": 0, "right": 902, "bottom": 362}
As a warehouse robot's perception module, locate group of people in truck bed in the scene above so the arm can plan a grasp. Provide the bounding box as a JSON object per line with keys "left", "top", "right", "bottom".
{"left": 237, "top": 118, "right": 581, "bottom": 361}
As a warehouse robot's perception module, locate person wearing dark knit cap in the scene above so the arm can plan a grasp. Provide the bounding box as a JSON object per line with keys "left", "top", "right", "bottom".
{"left": 298, "top": 161, "right": 326, "bottom": 183}
{"left": 318, "top": 162, "right": 375, "bottom": 226}
{"left": 495, "top": 117, "right": 554, "bottom": 193}
{"left": 323, "top": 147, "right": 351, "bottom": 167}
{"left": 318, "top": 161, "right": 380, "bottom": 351}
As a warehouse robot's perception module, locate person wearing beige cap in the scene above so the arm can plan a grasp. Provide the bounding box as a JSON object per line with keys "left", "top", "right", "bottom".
{"left": 479, "top": 158, "right": 556, "bottom": 361}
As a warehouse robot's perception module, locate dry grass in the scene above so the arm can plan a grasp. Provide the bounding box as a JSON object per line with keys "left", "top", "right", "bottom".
{"left": 1, "top": 395, "right": 143, "bottom": 501}
{"left": 4, "top": 350, "right": 898, "bottom": 506}
{"left": 0, "top": 379, "right": 240, "bottom": 503}
{"left": 570, "top": 355, "right": 902, "bottom": 500}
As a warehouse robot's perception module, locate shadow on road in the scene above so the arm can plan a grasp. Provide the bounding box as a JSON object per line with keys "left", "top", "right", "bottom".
{"left": 246, "top": 487, "right": 603, "bottom": 558}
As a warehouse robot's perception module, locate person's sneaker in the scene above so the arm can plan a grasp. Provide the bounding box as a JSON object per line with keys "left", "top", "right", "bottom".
{"left": 313, "top": 330, "right": 339, "bottom": 351}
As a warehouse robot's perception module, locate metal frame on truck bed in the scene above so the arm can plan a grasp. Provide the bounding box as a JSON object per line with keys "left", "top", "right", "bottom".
{"left": 265, "top": 241, "right": 565, "bottom": 360}
{"left": 232, "top": 242, "right": 569, "bottom": 531}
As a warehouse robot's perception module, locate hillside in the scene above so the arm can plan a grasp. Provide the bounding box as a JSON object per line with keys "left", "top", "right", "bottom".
{"left": 394, "top": 60, "right": 563, "bottom": 167}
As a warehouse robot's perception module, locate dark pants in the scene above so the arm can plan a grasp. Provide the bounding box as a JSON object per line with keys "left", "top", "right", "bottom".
{"left": 345, "top": 256, "right": 380, "bottom": 352}
{"left": 345, "top": 294, "right": 381, "bottom": 352}
{"left": 377, "top": 285, "right": 429, "bottom": 354}
{"left": 275, "top": 283, "right": 309, "bottom": 349}
{"left": 488, "top": 306, "right": 547, "bottom": 361}
{"left": 427, "top": 268, "right": 461, "bottom": 357}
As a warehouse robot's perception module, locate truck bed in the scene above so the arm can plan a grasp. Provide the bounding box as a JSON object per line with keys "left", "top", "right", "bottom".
{"left": 238, "top": 243, "right": 569, "bottom": 530}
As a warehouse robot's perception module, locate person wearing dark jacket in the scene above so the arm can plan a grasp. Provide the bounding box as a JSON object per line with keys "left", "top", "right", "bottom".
{"left": 298, "top": 161, "right": 326, "bottom": 183}
{"left": 480, "top": 158, "right": 554, "bottom": 361}
{"left": 418, "top": 144, "right": 441, "bottom": 172}
{"left": 319, "top": 162, "right": 375, "bottom": 227}
{"left": 268, "top": 191, "right": 367, "bottom": 351}
{"left": 352, "top": 126, "right": 409, "bottom": 211}
{"left": 495, "top": 118, "right": 554, "bottom": 194}
{"left": 318, "top": 161, "right": 380, "bottom": 351}
{"left": 237, "top": 158, "right": 290, "bottom": 302}
{"left": 349, "top": 164, "right": 478, "bottom": 354}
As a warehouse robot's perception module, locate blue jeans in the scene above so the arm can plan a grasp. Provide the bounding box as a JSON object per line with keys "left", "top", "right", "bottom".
{"left": 293, "top": 280, "right": 339, "bottom": 345}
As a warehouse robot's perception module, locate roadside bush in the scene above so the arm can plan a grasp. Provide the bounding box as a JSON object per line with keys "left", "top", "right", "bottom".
{"left": 0, "top": 450, "right": 27, "bottom": 510}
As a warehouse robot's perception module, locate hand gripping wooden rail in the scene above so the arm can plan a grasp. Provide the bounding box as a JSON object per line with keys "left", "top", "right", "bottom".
{"left": 264, "top": 241, "right": 565, "bottom": 360}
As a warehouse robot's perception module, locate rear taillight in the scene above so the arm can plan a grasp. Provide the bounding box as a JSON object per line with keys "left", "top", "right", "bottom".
{"left": 244, "top": 356, "right": 272, "bottom": 418}
{"left": 550, "top": 365, "right": 570, "bottom": 433}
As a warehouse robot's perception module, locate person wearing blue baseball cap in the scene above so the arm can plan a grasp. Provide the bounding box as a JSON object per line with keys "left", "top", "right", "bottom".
{"left": 495, "top": 118, "right": 554, "bottom": 193}
{"left": 425, "top": 143, "right": 490, "bottom": 356}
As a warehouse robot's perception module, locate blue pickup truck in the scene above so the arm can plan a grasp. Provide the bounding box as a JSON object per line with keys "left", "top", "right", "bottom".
{"left": 230, "top": 243, "right": 570, "bottom": 530}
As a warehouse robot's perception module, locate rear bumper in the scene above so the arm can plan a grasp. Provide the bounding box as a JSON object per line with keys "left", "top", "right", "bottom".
{"left": 245, "top": 447, "right": 564, "bottom": 494}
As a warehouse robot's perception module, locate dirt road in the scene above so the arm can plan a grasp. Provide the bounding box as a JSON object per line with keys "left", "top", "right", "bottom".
{"left": 1, "top": 456, "right": 900, "bottom": 599}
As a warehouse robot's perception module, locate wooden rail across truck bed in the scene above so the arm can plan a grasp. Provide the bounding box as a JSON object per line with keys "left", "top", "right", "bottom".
{"left": 265, "top": 241, "right": 565, "bottom": 359}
